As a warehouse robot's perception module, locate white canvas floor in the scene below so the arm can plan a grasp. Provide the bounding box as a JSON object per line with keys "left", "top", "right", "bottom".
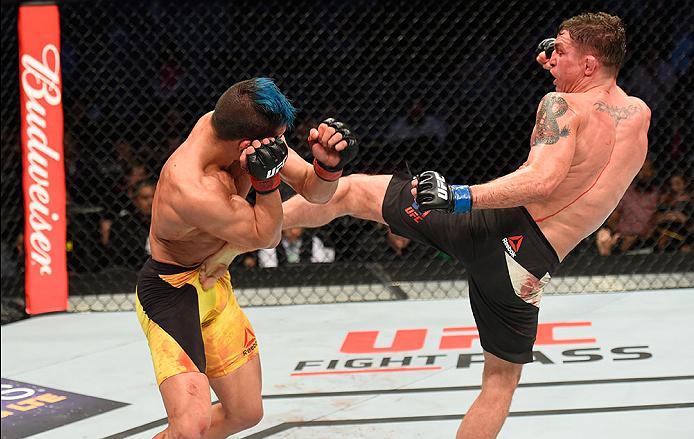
{"left": 2, "top": 288, "right": 693, "bottom": 438}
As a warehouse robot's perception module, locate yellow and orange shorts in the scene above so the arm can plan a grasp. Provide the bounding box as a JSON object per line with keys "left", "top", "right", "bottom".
{"left": 135, "top": 258, "right": 258, "bottom": 386}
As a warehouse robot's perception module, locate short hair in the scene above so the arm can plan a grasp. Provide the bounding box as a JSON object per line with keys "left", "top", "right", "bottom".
{"left": 211, "top": 77, "right": 296, "bottom": 141}
{"left": 559, "top": 12, "right": 626, "bottom": 73}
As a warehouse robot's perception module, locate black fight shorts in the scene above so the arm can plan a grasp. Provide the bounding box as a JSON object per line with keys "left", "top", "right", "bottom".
{"left": 382, "top": 174, "right": 560, "bottom": 363}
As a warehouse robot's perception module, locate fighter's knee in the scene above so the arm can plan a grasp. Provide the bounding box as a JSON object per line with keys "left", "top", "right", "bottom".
{"left": 334, "top": 174, "right": 356, "bottom": 202}
{"left": 481, "top": 356, "right": 522, "bottom": 395}
{"left": 324, "top": 174, "right": 357, "bottom": 214}
{"left": 483, "top": 367, "right": 522, "bottom": 396}
{"left": 170, "top": 413, "right": 211, "bottom": 439}
{"left": 219, "top": 402, "right": 263, "bottom": 433}
{"left": 236, "top": 404, "right": 263, "bottom": 430}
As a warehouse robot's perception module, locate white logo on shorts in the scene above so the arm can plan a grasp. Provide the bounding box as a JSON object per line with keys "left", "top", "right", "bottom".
{"left": 502, "top": 237, "right": 516, "bottom": 257}
{"left": 505, "top": 253, "right": 551, "bottom": 308}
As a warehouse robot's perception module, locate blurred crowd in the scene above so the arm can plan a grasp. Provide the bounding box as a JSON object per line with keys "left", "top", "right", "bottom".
{"left": 1, "top": 1, "right": 692, "bottom": 288}
{"left": 2, "top": 97, "right": 690, "bottom": 281}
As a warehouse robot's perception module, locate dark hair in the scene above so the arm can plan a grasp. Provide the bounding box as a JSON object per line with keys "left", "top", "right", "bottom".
{"left": 211, "top": 77, "right": 296, "bottom": 141}
{"left": 559, "top": 12, "right": 626, "bottom": 73}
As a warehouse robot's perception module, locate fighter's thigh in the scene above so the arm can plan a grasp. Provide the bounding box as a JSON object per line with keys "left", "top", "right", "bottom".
{"left": 209, "top": 354, "right": 263, "bottom": 420}
{"left": 159, "top": 372, "right": 212, "bottom": 431}
{"left": 343, "top": 174, "right": 392, "bottom": 223}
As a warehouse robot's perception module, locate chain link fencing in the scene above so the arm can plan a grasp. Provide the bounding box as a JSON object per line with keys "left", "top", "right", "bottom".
{"left": 1, "top": 4, "right": 25, "bottom": 323}
{"left": 1, "top": 0, "right": 692, "bottom": 319}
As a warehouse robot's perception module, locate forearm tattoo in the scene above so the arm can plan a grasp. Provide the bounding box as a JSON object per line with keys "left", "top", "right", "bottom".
{"left": 594, "top": 101, "right": 640, "bottom": 126}
{"left": 532, "top": 94, "right": 571, "bottom": 146}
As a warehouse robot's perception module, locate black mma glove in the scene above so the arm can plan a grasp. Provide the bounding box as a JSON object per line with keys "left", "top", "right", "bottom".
{"left": 415, "top": 170, "right": 472, "bottom": 214}
{"left": 537, "top": 37, "right": 556, "bottom": 59}
{"left": 313, "top": 118, "right": 358, "bottom": 181}
{"left": 247, "top": 137, "right": 289, "bottom": 194}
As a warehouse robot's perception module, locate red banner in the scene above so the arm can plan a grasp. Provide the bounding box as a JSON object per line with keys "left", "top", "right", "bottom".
{"left": 18, "top": 3, "right": 68, "bottom": 314}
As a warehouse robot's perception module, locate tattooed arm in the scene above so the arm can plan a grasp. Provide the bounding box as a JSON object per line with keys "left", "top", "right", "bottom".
{"left": 471, "top": 92, "right": 580, "bottom": 208}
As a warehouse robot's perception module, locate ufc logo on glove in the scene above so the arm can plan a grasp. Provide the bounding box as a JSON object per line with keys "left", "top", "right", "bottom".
{"left": 265, "top": 155, "right": 288, "bottom": 179}
{"left": 416, "top": 170, "right": 472, "bottom": 214}
{"left": 434, "top": 173, "right": 449, "bottom": 200}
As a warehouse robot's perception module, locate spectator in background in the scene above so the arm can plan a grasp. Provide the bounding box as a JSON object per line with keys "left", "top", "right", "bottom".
{"left": 662, "top": 62, "right": 693, "bottom": 167}
{"left": 143, "top": 107, "right": 188, "bottom": 175}
{"left": 626, "top": 47, "right": 675, "bottom": 115}
{"left": 382, "top": 97, "right": 450, "bottom": 177}
{"left": 378, "top": 225, "right": 438, "bottom": 262}
{"left": 0, "top": 233, "right": 27, "bottom": 324}
{"left": 63, "top": 130, "right": 81, "bottom": 203}
{"left": 287, "top": 114, "right": 318, "bottom": 156}
{"left": 66, "top": 215, "right": 102, "bottom": 273}
{"left": 103, "top": 179, "right": 156, "bottom": 269}
{"left": 384, "top": 229, "right": 412, "bottom": 259}
{"left": 371, "top": 225, "right": 418, "bottom": 261}
{"left": 153, "top": 47, "right": 189, "bottom": 102}
{"left": 655, "top": 173, "right": 692, "bottom": 252}
{"left": 257, "top": 227, "right": 334, "bottom": 268}
{"left": 153, "top": 134, "right": 185, "bottom": 175}
{"left": 114, "top": 138, "right": 137, "bottom": 174}
{"left": 669, "top": 32, "right": 693, "bottom": 76}
{"left": 348, "top": 222, "right": 434, "bottom": 263}
{"left": 1, "top": 234, "right": 21, "bottom": 284}
{"left": 91, "top": 137, "right": 137, "bottom": 201}
{"left": 63, "top": 128, "right": 108, "bottom": 208}
{"left": 12, "top": 197, "right": 101, "bottom": 274}
{"left": 124, "top": 162, "right": 150, "bottom": 199}
{"left": 100, "top": 161, "right": 151, "bottom": 247}
{"left": 231, "top": 252, "right": 259, "bottom": 269}
{"left": 385, "top": 97, "right": 448, "bottom": 145}
{"left": 596, "top": 158, "right": 660, "bottom": 255}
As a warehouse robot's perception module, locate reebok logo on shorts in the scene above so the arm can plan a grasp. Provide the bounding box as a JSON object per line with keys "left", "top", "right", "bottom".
{"left": 405, "top": 205, "right": 431, "bottom": 223}
{"left": 502, "top": 235, "right": 523, "bottom": 257}
{"left": 243, "top": 327, "right": 258, "bottom": 356}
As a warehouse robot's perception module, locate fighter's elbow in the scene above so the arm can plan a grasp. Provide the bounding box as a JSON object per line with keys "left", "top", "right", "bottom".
{"left": 259, "top": 231, "right": 282, "bottom": 249}
{"left": 532, "top": 161, "right": 569, "bottom": 197}
{"left": 252, "top": 223, "right": 282, "bottom": 249}
{"left": 267, "top": 234, "right": 282, "bottom": 249}
{"left": 536, "top": 174, "right": 563, "bottom": 198}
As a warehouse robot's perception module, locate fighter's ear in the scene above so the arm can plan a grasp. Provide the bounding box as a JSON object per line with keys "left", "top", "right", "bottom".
{"left": 584, "top": 55, "right": 598, "bottom": 76}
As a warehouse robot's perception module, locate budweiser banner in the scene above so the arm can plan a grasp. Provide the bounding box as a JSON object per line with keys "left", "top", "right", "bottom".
{"left": 18, "top": 3, "right": 68, "bottom": 314}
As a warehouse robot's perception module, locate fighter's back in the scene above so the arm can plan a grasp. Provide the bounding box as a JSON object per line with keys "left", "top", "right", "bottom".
{"left": 526, "top": 86, "right": 651, "bottom": 259}
{"left": 148, "top": 115, "right": 237, "bottom": 266}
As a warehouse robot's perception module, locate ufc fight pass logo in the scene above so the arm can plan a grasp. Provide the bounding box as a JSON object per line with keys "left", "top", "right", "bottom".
{"left": 292, "top": 322, "right": 653, "bottom": 375}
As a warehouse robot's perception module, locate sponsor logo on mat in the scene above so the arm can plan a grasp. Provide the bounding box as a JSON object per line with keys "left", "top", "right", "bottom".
{"left": 1, "top": 378, "right": 128, "bottom": 439}
{"left": 291, "top": 322, "right": 652, "bottom": 376}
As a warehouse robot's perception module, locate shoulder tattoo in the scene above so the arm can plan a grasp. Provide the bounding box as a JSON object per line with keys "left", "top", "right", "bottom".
{"left": 532, "top": 94, "right": 571, "bottom": 146}
{"left": 594, "top": 101, "right": 640, "bottom": 126}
